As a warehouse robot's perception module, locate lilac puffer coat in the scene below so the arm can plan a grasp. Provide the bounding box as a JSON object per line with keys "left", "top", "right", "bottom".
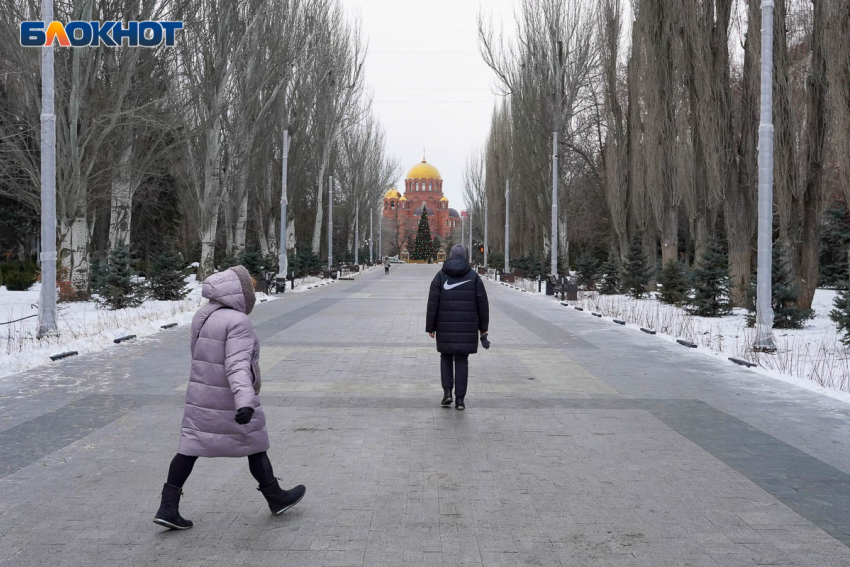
{"left": 177, "top": 269, "right": 269, "bottom": 458}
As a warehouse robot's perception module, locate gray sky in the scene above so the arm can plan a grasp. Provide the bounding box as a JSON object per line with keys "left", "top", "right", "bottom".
{"left": 342, "top": 0, "right": 514, "bottom": 211}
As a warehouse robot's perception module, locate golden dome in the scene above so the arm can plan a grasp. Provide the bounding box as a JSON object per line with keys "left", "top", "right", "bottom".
{"left": 398, "top": 195, "right": 408, "bottom": 201}
{"left": 384, "top": 188, "right": 401, "bottom": 199}
{"left": 439, "top": 196, "right": 449, "bottom": 202}
{"left": 406, "top": 159, "right": 441, "bottom": 180}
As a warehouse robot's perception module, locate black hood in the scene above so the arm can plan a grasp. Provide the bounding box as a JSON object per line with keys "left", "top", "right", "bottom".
{"left": 441, "top": 257, "right": 471, "bottom": 278}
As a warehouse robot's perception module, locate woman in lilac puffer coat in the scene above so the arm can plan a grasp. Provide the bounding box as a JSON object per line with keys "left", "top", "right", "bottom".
{"left": 153, "top": 266, "right": 306, "bottom": 530}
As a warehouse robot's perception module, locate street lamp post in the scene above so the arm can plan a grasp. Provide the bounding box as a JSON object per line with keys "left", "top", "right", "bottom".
{"left": 468, "top": 211, "right": 473, "bottom": 263}
{"left": 504, "top": 179, "right": 510, "bottom": 274}
{"left": 755, "top": 0, "right": 776, "bottom": 351}
{"left": 484, "top": 196, "right": 489, "bottom": 269}
{"left": 38, "top": 0, "right": 58, "bottom": 338}
{"left": 278, "top": 129, "right": 289, "bottom": 281}
{"left": 328, "top": 176, "right": 333, "bottom": 271}
{"left": 551, "top": 131, "right": 558, "bottom": 277}
{"left": 369, "top": 208, "right": 373, "bottom": 264}
{"left": 354, "top": 201, "right": 359, "bottom": 266}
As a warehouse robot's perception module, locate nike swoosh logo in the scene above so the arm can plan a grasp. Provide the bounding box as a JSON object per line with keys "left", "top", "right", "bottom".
{"left": 444, "top": 280, "right": 472, "bottom": 290}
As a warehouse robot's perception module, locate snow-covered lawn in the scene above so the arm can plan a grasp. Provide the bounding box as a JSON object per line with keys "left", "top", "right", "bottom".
{"left": 0, "top": 274, "right": 275, "bottom": 379}
{"left": 568, "top": 289, "right": 850, "bottom": 397}
{"left": 492, "top": 275, "right": 850, "bottom": 402}
{"left": 0, "top": 266, "right": 377, "bottom": 379}
{"left": 0, "top": 278, "right": 206, "bottom": 378}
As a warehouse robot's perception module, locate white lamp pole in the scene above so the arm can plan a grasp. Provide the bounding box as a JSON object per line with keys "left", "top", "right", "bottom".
{"left": 38, "top": 0, "right": 58, "bottom": 337}
{"left": 504, "top": 179, "right": 510, "bottom": 274}
{"left": 354, "top": 201, "right": 359, "bottom": 266}
{"left": 755, "top": 0, "right": 776, "bottom": 351}
{"left": 328, "top": 176, "right": 333, "bottom": 271}
{"left": 278, "top": 129, "right": 289, "bottom": 280}
{"left": 468, "top": 212, "right": 473, "bottom": 262}
{"left": 484, "top": 196, "right": 489, "bottom": 269}
{"left": 551, "top": 131, "right": 558, "bottom": 276}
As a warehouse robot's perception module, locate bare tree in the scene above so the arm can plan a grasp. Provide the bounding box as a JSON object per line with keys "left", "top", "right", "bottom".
{"left": 826, "top": 0, "right": 850, "bottom": 273}
{"left": 478, "top": 0, "right": 598, "bottom": 269}
{"left": 171, "top": 0, "right": 274, "bottom": 277}
{"left": 599, "top": 0, "right": 629, "bottom": 260}
{"left": 307, "top": 5, "right": 367, "bottom": 255}
{"left": 222, "top": 0, "right": 312, "bottom": 257}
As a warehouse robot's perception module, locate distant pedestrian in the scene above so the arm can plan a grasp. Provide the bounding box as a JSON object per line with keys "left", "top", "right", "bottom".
{"left": 383, "top": 256, "right": 390, "bottom": 275}
{"left": 425, "top": 245, "right": 489, "bottom": 410}
{"left": 153, "top": 265, "right": 305, "bottom": 530}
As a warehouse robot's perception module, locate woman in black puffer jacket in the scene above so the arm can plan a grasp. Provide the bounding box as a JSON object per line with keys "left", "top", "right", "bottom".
{"left": 425, "top": 245, "right": 489, "bottom": 410}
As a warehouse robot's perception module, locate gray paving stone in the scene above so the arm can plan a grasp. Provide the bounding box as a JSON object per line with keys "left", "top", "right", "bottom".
{"left": 1, "top": 266, "right": 850, "bottom": 566}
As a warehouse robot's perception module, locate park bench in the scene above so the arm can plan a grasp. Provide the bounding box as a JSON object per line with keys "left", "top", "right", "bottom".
{"left": 255, "top": 270, "right": 286, "bottom": 294}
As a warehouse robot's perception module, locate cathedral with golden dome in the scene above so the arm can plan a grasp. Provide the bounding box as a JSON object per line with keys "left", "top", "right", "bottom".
{"left": 381, "top": 158, "right": 464, "bottom": 260}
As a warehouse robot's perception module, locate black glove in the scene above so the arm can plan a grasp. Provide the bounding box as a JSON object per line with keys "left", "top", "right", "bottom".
{"left": 480, "top": 334, "right": 490, "bottom": 350}
{"left": 235, "top": 407, "right": 254, "bottom": 425}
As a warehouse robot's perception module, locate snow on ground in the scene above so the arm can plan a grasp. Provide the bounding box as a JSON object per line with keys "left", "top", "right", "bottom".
{"left": 0, "top": 266, "right": 378, "bottom": 379}
{"left": 489, "top": 274, "right": 850, "bottom": 404}
{"left": 0, "top": 277, "right": 206, "bottom": 378}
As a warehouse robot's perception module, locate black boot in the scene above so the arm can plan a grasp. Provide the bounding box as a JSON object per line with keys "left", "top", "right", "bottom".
{"left": 153, "top": 483, "right": 193, "bottom": 530}
{"left": 258, "top": 478, "right": 306, "bottom": 515}
{"left": 441, "top": 391, "right": 452, "bottom": 407}
{"left": 456, "top": 397, "right": 465, "bottom": 410}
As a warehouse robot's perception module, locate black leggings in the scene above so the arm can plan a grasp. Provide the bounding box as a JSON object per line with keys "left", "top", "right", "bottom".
{"left": 166, "top": 452, "right": 276, "bottom": 488}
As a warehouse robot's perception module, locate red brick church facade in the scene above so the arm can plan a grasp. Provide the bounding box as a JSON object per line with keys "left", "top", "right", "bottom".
{"left": 380, "top": 158, "right": 464, "bottom": 259}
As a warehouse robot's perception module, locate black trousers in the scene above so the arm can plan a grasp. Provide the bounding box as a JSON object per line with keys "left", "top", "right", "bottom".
{"left": 166, "top": 452, "right": 276, "bottom": 488}
{"left": 440, "top": 353, "right": 468, "bottom": 398}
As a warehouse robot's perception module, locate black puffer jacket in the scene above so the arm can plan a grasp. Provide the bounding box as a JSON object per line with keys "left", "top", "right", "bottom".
{"left": 425, "top": 258, "right": 489, "bottom": 355}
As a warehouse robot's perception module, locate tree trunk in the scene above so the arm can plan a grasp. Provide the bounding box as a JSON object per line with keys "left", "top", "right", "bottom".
{"left": 693, "top": 215, "right": 710, "bottom": 261}
{"left": 798, "top": 0, "right": 827, "bottom": 310}
{"left": 200, "top": 217, "right": 218, "bottom": 283}
{"left": 233, "top": 192, "right": 248, "bottom": 256}
{"left": 108, "top": 141, "right": 133, "bottom": 251}
{"left": 61, "top": 215, "right": 90, "bottom": 293}
{"left": 199, "top": 115, "right": 223, "bottom": 280}
{"left": 726, "top": 0, "right": 760, "bottom": 307}
{"left": 224, "top": 198, "right": 234, "bottom": 257}
{"left": 311, "top": 166, "right": 326, "bottom": 254}
{"left": 286, "top": 218, "right": 295, "bottom": 254}
{"left": 346, "top": 212, "right": 355, "bottom": 254}
{"left": 558, "top": 213, "right": 569, "bottom": 272}
{"left": 660, "top": 205, "right": 677, "bottom": 266}
{"left": 643, "top": 225, "right": 657, "bottom": 290}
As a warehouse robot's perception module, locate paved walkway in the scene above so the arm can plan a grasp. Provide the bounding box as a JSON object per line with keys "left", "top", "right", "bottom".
{"left": 2, "top": 264, "right": 850, "bottom": 566}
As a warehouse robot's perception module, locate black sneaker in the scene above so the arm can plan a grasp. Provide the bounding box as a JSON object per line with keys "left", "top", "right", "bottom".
{"left": 441, "top": 392, "right": 452, "bottom": 407}
{"left": 456, "top": 397, "right": 465, "bottom": 411}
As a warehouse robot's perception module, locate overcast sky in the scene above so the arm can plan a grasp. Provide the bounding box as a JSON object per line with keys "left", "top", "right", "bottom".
{"left": 342, "top": 0, "right": 514, "bottom": 211}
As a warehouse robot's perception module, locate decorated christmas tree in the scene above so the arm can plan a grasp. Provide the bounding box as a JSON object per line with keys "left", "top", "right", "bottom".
{"left": 411, "top": 208, "right": 433, "bottom": 261}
